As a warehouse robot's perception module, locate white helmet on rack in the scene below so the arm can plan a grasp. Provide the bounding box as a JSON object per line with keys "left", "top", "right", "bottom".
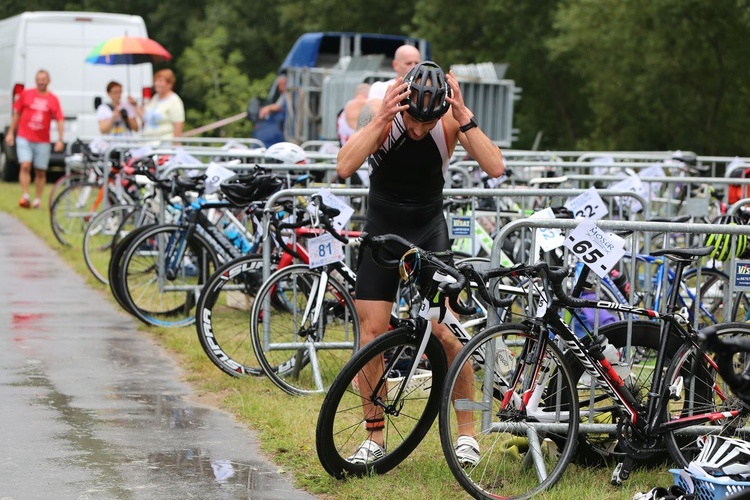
{"left": 690, "top": 435, "right": 750, "bottom": 480}
{"left": 264, "top": 142, "right": 308, "bottom": 165}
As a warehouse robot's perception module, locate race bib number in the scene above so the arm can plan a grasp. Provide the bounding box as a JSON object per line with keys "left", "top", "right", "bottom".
{"left": 310, "top": 189, "right": 354, "bottom": 230}
{"left": 564, "top": 219, "right": 626, "bottom": 278}
{"left": 530, "top": 207, "right": 565, "bottom": 253}
{"left": 564, "top": 187, "right": 608, "bottom": 220}
{"left": 204, "top": 162, "right": 237, "bottom": 194}
{"left": 307, "top": 233, "right": 344, "bottom": 269}
{"left": 610, "top": 175, "right": 645, "bottom": 213}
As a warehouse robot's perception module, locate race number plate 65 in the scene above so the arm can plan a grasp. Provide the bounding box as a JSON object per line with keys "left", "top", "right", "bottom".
{"left": 563, "top": 219, "right": 625, "bottom": 278}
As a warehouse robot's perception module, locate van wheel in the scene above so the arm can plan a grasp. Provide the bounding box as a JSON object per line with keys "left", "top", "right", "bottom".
{"left": 0, "top": 149, "right": 19, "bottom": 182}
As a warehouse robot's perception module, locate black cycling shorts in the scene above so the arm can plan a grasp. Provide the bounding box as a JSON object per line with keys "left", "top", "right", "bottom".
{"left": 355, "top": 214, "right": 450, "bottom": 302}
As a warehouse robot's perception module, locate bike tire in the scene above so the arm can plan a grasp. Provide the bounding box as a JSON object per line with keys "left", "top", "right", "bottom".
{"left": 49, "top": 181, "right": 107, "bottom": 247}
{"left": 107, "top": 223, "right": 156, "bottom": 314}
{"left": 439, "top": 323, "right": 578, "bottom": 499}
{"left": 251, "top": 264, "right": 360, "bottom": 395}
{"left": 83, "top": 204, "right": 137, "bottom": 284}
{"left": 316, "top": 326, "right": 447, "bottom": 478}
{"left": 196, "top": 254, "right": 271, "bottom": 377}
{"left": 117, "top": 224, "right": 219, "bottom": 327}
{"left": 680, "top": 267, "right": 732, "bottom": 327}
{"left": 663, "top": 322, "right": 750, "bottom": 467}
{"left": 566, "top": 319, "right": 682, "bottom": 465}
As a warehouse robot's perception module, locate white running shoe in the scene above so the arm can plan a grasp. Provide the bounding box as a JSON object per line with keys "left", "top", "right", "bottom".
{"left": 455, "top": 435, "right": 480, "bottom": 467}
{"left": 346, "top": 439, "right": 385, "bottom": 465}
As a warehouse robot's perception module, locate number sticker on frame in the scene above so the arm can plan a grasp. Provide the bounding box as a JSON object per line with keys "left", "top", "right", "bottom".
{"left": 307, "top": 233, "right": 344, "bottom": 269}
{"left": 564, "top": 219, "right": 625, "bottom": 278}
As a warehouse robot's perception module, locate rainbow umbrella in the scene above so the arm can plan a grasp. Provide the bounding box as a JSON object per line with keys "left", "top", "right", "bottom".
{"left": 85, "top": 36, "right": 171, "bottom": 65}
{"left": 86, "top": 36, "right": 171, "bottom": 94}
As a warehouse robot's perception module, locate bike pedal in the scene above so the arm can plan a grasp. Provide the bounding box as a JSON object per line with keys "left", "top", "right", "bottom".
{"left": 610, "top": 463, "right": 623, "bottom": 486}
{"left": 669, "top": 375, "right": 684, "bottom": 400}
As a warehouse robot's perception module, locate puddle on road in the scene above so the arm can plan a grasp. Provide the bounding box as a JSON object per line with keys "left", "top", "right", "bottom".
{"left": 10, "top": 361, "right": 269, "bottom": 497}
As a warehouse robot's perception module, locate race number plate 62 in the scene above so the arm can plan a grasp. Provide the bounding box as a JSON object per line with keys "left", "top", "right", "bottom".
{"left": 563, "top": 219, "right": 625, "bottom": 278}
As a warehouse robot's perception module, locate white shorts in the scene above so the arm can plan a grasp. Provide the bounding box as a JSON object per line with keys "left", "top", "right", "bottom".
{"left": 16, "top": 137, "right": 51, "bottom": 170}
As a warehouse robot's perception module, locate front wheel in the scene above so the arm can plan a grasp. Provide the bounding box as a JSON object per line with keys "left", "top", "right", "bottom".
{"left": 316, "top": 327, "right": 447, "bottom": 478}
{"left": 439, "top": 324, "right": 578, "bottom": 500}
{"left": 195, "top": 254, "right": 270, "bottom": 377}
{"left": 251, "top": 264, "right": 360, "bottom": 395}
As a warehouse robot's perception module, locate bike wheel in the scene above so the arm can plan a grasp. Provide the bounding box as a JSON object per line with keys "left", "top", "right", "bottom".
{"left": 316, "top": 327, "right": 447, "bottom": 478}
{"left": 680, "top": 267, "right": 732, "bottom": 327}
{"left": 663, "top": 322, "right": 750, "bottom": 467}
{"left": 732, "top": 290, "right": 750, "bottom": 323}
{"left": 439, "top": 323, "right": 578, "bottom": 499}
{"left": 196, "top": 254, "right": 271, "bottom": 377}
{"left": 108, "top": 223, "right": 156, "bottom": 314}
{"left": 49, "top": 181, "right": 106, "bottom": 246}
{"left": 567, "top": 320, "right": 681, "bottom": 465}
{"left": 48, "top": 172, "right": 86, "bottom": 208}
{"left": 83, "top": 204, "right": 137, "bottom": 284}
{"left": 118, "top": 224, "right": 219, "bottom": 327}
{"left": 251, "top": 264, "right": 360, "bottom": 395}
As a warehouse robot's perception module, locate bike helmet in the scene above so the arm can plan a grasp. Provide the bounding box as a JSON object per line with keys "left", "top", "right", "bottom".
{"left": 401, "top": 61, "right": 450, "bottom": 123}
{"left": 220, "top": 171, "right": 284, "bottom": 207}
{"left": 691, "top": 435, "right": 750, "bottom": 480}
{"left": 704, "top": 215, "right": 748, "bottom": 261}
{"left": 264, "top": 142, "right": 307, "bottom": 165}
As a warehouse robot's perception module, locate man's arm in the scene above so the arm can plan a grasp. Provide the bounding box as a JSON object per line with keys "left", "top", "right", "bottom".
{"left": 54, "top": 118, "right": 64, "bottom": 152}
{"left": 336, "top": 79, "right": 409, "bottom": 179}
{"left": 445, "top": 71, "right": 505, "bottom": 178}
{"left": 5, "top": 111, "right": 20, "bottom": 146}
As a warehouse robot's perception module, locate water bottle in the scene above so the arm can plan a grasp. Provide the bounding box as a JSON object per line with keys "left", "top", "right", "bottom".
{"left": 610, "top": 269, "right": 631, "bottom": 299}
{"left": 224, "top": 224, "right": 252, "bottom": 253}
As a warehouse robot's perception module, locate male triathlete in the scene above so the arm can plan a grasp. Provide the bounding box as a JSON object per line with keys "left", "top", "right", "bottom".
{"left": 336, "top": 61, "right": 505, "bottom": 466}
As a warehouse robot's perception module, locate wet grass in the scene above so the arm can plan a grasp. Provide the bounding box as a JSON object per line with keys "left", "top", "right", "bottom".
{"left": 1, "top": 180, "right": 677, "bottom": 499}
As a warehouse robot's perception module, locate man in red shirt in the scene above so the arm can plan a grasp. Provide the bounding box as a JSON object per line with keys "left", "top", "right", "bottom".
{"left": 5, "top": 70, "right": 65, "bottom": 208}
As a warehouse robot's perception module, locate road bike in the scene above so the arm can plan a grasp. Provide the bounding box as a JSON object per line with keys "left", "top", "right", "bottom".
{"left": 438, "top": 247, "right": 750, "bottom": 499}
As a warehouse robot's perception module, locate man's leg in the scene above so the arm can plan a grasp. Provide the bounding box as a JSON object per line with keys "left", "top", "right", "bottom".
{"left": 18, "top": 161, "right": 32, "bottom": 207}
{"left": 353, "top": 299, "right": 393, "bottom": 447}
{"left": 33, "top": 167, "right": 46, "bottom": 206}
{"left": 432, "top": 321, "right": 476, "bottom": 437}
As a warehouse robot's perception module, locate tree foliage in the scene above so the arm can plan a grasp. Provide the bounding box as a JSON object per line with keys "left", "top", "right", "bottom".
{"left": 4, "top": 0, "right": 750, "bottom": 154}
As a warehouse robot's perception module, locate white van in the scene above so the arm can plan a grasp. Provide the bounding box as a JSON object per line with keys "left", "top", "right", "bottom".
{"left": 0, "top": 11, "right": 154, "bottom": 181}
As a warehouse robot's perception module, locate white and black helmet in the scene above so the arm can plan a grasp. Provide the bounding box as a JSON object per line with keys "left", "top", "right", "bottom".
{"left": 691, "top": 435, "right": 750, "bottom": 480}
{"left": 264, "top": 142, "right": 307, "bottom": 165}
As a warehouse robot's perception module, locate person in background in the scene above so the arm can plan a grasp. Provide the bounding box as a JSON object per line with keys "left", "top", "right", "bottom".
{"left": 136, "top": 69, "right": 184, "bottom": 140}
{"left": 5, "top": 69, "right": 64, "bottom": 209}
{"left": 97, "top": 80, "right": 138, "bottom": 136}
{"left": 367, "top": 45, "right": 421, "bottom": 100}
{"left": 337, "top": 83, "right": 371, "bottom": 146}
{"left": 258, "top": 74, "right": 290, "bottom": 121}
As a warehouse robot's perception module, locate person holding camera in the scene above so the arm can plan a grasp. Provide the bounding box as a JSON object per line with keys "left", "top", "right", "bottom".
{"left": 97, "top": 80, "right": 139, "bottom": 136}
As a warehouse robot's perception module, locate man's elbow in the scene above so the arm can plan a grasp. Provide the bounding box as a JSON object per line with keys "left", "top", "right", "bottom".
{"left": 336, "top": 164, "right": 351, "bottom": 179}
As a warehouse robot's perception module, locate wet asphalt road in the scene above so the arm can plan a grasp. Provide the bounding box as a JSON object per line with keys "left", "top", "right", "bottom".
{"left": 0, "top": 213, "right": 316, "bottom": 500}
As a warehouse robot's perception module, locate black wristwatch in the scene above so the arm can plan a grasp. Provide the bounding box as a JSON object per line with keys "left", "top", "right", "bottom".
{"left": 459, "top": 115, "right": 478, "bottom": 133}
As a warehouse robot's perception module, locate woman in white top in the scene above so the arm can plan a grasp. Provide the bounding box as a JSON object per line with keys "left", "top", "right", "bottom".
{"left": 97, "top": 81, "right": 139, "bottom": 135}
{"left": 136, "top": 69, "right": 185, "bottom": 140}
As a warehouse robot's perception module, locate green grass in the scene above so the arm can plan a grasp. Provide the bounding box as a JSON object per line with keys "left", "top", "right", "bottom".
{"left": 0, "top": 179, "right": 677, "bottom": 499}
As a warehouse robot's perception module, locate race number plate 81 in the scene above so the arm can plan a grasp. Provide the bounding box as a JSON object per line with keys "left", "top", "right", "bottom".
{"left": 307, "top": 233, "right": 344, "bottom": 269}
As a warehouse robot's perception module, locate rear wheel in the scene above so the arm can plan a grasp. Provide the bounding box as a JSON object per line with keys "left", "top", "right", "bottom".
{"left": 663, "top": 322, "right": 750, "bottom": 467}
{"left": 83, "top": 204, "right": 137, "bottom": 284}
